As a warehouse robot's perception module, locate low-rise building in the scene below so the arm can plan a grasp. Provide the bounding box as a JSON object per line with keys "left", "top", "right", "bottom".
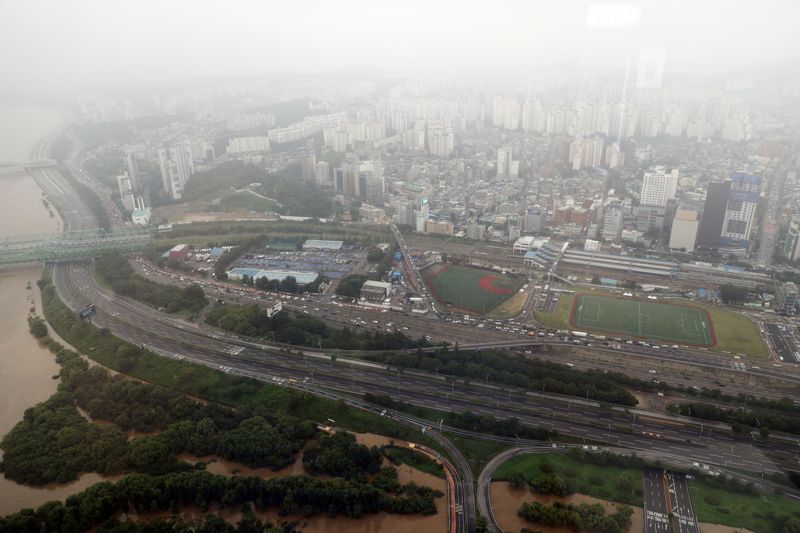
{"left": 131, "top": 207, "right": 151, "bottom": 226}
{"left": 669, "top": 208, "right": 700, "bottom": 252}
{"left": 302, "top": 239, "right": 343, "bottom": 251}
{"left": 360, "top": 280, "right": 392, "bottom": 302}
{"left": 168, "top": 243, "right": 190, "bottom": 261}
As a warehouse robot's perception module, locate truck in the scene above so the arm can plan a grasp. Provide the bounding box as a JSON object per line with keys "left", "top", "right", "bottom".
{"left": 572, "top": 331, "right": 588, "bottom": 338}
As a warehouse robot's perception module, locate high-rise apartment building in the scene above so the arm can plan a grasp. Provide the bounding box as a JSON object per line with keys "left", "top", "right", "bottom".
{"left": 315, "top": 161, "right": 331, "bottom": 187}
{"left": 426, "top": 119, "right": 454, "bottom": 157}
{"left": 226, "top": 136, "right": 270, "bottom": 154}
{"left": 116, "top": 173, "right": 135, "bottom": 211}
{"left": 641, "top": 166, "right": 679, "bottom": 207}
{"left": 496, "top": 147, "right": 512, "bottom": 178}
{"left": 493, "top": 96, "right": 519, "bottom": 130}
{"left": 301, "top": 154, "right": 317, "bottom": 181}
{"left": 158, "top": 143, "right": 195, "bottom": 200}
{"left": 124, "top": 153, "right": 141, "bottom": 191}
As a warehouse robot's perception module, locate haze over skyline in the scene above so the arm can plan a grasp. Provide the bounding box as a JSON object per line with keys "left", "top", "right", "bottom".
{"left": 1, "top": 0, "right": 799, "bottom": 96}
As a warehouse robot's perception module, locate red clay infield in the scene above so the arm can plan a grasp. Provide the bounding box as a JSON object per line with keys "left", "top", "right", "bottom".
{"left": 478, "top": 274, "right": 514, "bottom": 295}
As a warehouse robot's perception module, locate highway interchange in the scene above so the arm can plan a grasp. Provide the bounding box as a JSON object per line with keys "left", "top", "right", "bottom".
{"left": 23, "top": 134, "right": 800, "bottom": 532}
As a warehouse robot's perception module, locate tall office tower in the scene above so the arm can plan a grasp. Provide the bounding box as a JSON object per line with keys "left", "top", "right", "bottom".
{"left": 602, "top": 199, "right": 624, "bottom": 241}
{"left": 365, "top": 173, "right": 384, "bottom": 206}
{"left": 720, "top": 172, "right": 761, "bottom": 247}
{"left": 783, "top": 216, "right": 800, "bottom": 261}
{"left": 158, "top": 144, "right": 194, "bottom": 200}
{"left": 116, "top": 173, "right": 136, "bottom": 211}
{"left": 315, "top": 161, "right": 331, "bottom": 187}
{"left": 124, "top": 153, "right": 141, "bottom": 191}
{"left": 523, "top": 205, "right": 545, "bottom": 233}
{"left": 394, "top": 200, "right": 415, "bottom": 226}
{"left": 357, "top": 160, "right": 384, "bottom": 198}
{"left": 641, "top": 167, "right": 679, "bottom": 207}
{"left": 697, "top": 181, "right": 732, "bottom": 247}
{"left": 426, "top": 119, "right": 454, "bottom": 156}
{"left": 333, "top": 167, "right": 345, "bottom": 193}
{"left": 496, "top": 147, "right": 512, "bottom": 178}
{"left": 301, "top": 153, "right": 317, "bottom": 181}
{"left": 338, "top": 160, "right": 359, "bottom": 197}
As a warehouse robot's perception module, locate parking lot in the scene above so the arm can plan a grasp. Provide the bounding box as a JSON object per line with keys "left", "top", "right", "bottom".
{"left": 765, "top": 323, "right": 799, "bottom": 363}
{"left": 235, "top": 246, "right": 367, "bottom": 280}
{"left": 536, "top": 290, "right": 560, "bottom": 313}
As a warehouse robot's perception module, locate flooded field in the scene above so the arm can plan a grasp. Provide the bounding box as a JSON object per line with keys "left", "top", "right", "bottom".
{"left": 490, "top": 481, "right": 752, "bottom": 533}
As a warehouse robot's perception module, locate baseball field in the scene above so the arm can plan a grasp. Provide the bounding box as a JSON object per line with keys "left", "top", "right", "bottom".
{"left": 570, "top": 293, "right": 717, "bottom": 346}
{"left": 422, "top": 263, "right": 525, "bottom": 314}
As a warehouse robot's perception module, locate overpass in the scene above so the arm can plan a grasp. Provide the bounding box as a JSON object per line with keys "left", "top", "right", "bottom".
{"left": 0, "top": 225, "right": 152, "bottom": 265}
{"left": 0, "top": 158, "right": 58, "bottom": 174}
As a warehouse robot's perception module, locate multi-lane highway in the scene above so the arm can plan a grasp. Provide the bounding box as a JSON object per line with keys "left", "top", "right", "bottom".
{"left": 53, "top": 259, "right": 800, "bottom": 481}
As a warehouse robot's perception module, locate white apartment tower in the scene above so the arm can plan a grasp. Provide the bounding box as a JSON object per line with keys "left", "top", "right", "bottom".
{"left": 641, "top": 166, "right": 679, "bottom": 207}
{"left": 158, "top": 143, "right": 195, "bottom": 200}
{"left": 116, "top": 173, "right": 136, "bottom": 211}
{"left": 315, "top": 161, "right": 331, "bottom": 186}
{"left": 496, "top": 147, "right": 512, "bottom": 178}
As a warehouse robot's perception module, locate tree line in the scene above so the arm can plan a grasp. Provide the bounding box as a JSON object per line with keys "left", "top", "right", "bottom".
{"left": 0, "top": 468, "right": 441, "bottom": 533}
{"left": 0, "top": 344, "right": 316, "bottom": 484}
{"left": 96, "top": 254, "right": 207, "bottom": 315}
{"left": 669, "top": 401, "right": 800, "bottom": 436}
{"left": 366, "top": 348, "right": 639, "bottom": 406}
{"left": 519, "top": 501, "right": 633, "bottom": 533}
{"left": 205, "top": 301, "right": 421, "bottom": 351}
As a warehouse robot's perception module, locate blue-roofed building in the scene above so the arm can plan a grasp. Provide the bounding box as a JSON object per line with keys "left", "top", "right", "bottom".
{"left": 210, "top": 247, "right": 225, "bottom": 257}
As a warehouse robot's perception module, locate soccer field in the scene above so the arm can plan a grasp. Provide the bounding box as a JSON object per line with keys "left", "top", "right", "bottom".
{"left": 423, "top": 264, "right": 524, "bottom": 314}
{"left": 570, "top": 294, "right": 716, "bottom": 346}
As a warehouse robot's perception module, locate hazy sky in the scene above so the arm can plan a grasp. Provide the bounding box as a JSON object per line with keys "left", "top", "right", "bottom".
{"left": 1, "top": 0, "right": 798, "bottom": 95}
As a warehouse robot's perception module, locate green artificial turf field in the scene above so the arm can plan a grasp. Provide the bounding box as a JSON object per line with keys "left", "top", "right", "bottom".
{"left": 570, "top": 293, "right": 716, "bottom": 346}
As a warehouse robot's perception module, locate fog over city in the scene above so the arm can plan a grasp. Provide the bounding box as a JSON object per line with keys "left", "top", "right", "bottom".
{"left": 1, "top": 0, "right": 800, "bottom": 95}
{"left": 2, "top": 2, "right": 800, "bottom": 533}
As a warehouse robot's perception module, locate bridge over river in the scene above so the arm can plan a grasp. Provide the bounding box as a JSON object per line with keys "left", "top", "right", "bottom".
{"left": 0, "top": 158, "right": 58, "bottom": 174}
{"left": 0, "top": 226, "right": 152, "bottom": 265}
